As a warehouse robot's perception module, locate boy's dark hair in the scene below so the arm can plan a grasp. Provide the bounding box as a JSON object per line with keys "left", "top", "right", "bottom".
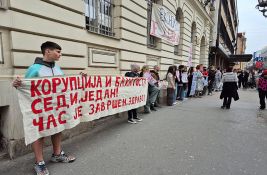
{"left": 41, "top": 41, "right": 61, "bottom": 55}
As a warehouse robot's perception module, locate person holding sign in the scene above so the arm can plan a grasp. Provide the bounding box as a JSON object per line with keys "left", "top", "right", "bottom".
{"left": 140, "top": 65, "right": 160, "bottom": 113}
{"left": 13, "top": 41, "right": 76, "bottom": 175}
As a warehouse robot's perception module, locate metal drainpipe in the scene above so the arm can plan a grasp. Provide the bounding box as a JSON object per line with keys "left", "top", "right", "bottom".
{"left": 216, "top": 0, "right": 222, "bottom": 68}
{"left": 215, "top": 0, "right": 222, "bottom": 67}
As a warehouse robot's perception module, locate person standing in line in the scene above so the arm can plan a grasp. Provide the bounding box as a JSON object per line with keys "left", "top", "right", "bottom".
{"left": 181, "top": 66, "right": 188, "bottom": 100}
{"left": 220, "top": 67, "right": 239, "bottom": 109}
{"left": 125, "top": 64, "right": 143, "bottom": 124}
{"left": 256, "top": 69, "right": 267, "bottom": 110}
{"left": 174, "top": 65, "right": 179, "bottom": 101}
{"left": 194, "top": 65, "right": 204, "bottom": 98}
{"left": 237, "top": 70, "right": 244, "bottom": 88}
{"left": 215, "top": 67, "right": 222, "bottom": 91}
{"left": 208, "top": 66, "right": 216, "bottom": 95}
{"left": 202, "top": 67, "right": 209, "bottom": 96}
{"left": 141, "top": 65, "right": 159, "bottom": 113}
{"left": 176, "top": 65, "right": 185, "bottom": 101}
{"left": 166, "top": 66, "right": 176, "bottom": 106}
{"left": 150, "top": 65, "right": 161, "bottom": 107}
{"left": 12, "top": 41, "right": 76, "bottom": 175}
{"left": 243, "top": 70, "right": 249, "bottom": 88}
{"left": 187, "top": 67, "right": 194, "bottom": 97}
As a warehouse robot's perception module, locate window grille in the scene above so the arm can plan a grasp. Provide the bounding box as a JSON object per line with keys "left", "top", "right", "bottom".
{"left": 147, "top": 0, "right": 159, "bottom": 48}
{"left": 85, "top": 0, "right": 114, "bottom": 36}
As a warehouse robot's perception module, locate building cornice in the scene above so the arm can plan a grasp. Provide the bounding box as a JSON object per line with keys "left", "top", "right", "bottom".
{"left": 188, "top": 0, "right": 215, "bottom": 26}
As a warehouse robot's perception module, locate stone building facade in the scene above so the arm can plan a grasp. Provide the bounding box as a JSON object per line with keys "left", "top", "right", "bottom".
{"left": 0, "top": 0, "right": 214, "bottom": 158}
{"left": 209, "top": 0, "right": 239, "bottom": 69}
{"left": 234, "top": 32, "right": 247, "bottom": 70}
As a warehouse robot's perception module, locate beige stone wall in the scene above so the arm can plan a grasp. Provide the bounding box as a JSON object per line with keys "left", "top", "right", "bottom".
{"left": 0, "top": 0, "right": 214, "bottom": 140}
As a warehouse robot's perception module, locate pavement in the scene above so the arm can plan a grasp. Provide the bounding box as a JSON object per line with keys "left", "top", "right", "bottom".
{"left": 0, "top": 89, "right": 267, "bottom": 175}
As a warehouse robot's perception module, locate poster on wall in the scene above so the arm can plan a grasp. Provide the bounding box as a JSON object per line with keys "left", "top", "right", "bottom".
{"left": 150, "top": 4, "right": 180, "bottom": 45}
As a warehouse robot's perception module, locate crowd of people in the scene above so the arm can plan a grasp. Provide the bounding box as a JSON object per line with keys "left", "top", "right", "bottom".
{"left": 237, "top": 69, "right": 257, "bottom": 89}
{"left": 126, "top": 64, "right": 228, "bottom": 110}
{"left": 125, "top": 63, "right": 267, "bottom": 124}
{"left": 11, "top": 41, "right": 267, "bottom": 175}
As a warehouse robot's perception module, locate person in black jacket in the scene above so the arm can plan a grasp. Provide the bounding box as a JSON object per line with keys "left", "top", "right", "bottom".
{"left": 150, "top": 65, "right": 161, "bottom": 107}
{"left": 125, "top": 64, "right": 143, "bottom": 124}
{"left": 243, "top": 70, "right": 249, "bottom": 88}
{"left": 220, "top": 67, "right": 239, "bottom": 109}
{"left": 237, "top": 70, "right": 244, "bottom": 88}
{"left": 208, "top": 66, "right": 216, "bottom": 95}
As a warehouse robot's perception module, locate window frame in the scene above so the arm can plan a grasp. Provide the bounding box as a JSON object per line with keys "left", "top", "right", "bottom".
{"left": 147, "top": 0, "right": 161, "bottom": 49}
{"left": 85, "top": 0, "right": 115, "bottom": 37}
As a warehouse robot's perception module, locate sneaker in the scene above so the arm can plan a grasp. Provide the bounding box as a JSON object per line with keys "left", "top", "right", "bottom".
{"left": 173, "top": 102, "right": 177, "bottom": 105}
{"left": 50, "top": 150, "right": 76, "bottom": 163}
{"left": 150, "top": 106, "right": 157, "bottom": 111}
{"left": 34, "top": 161, "right": 49, "bottom": 175}
{"left": 154, "top": 103, "right": 161, "bottom": 108}
{"left": 221, "top": 106, "right": 225, "bottom": 109}
{"left": 128, "top": 119, "right": 137, "bottom": 124}
{"left": 133, "top": 117, "right": 143, "bottom": 122}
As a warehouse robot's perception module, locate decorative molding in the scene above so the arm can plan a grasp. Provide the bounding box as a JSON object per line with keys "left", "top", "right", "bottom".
{"left": 89, "top": 48, "right": 118, "bottom": 68}
{"left": 146, "top": 55, "right": 160, "bottom": 68}
{"left": 0, "top": 0, "right": 9, "bottom": 10}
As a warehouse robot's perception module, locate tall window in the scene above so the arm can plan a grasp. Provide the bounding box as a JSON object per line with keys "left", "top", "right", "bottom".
{"left": 147, "top": 0, "right": 160, "bottom": 48}
{"left": 191, "top": 22, "right": 197, "bottom": 60}
{"left": 174, "top": 9, "right": 183, "bottom": 55}
{"left": 0, "top": 33, "right": 3, "bottom": 64}
{"left": 85, "top": 0, "right": 114, "bottom": 36}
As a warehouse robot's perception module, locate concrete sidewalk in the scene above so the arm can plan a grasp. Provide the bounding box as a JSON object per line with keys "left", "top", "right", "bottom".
{"left": 0, "top": 89, "right": 267, "bottom": 175}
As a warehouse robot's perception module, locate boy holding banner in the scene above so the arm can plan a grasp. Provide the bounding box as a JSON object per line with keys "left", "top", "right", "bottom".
{"left": 13, "top": 41, "right": 76, "bottom": 175}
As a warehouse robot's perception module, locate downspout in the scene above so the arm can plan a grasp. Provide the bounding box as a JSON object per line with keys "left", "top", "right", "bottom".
{"left": 215, "top": 0, "right": 222, "bottom": 67}
{"left": 235, "top": 0, "right": 239, "bottom": 55}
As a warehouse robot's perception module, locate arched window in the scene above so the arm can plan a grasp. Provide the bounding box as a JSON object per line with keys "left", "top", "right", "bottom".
{"left": 191, "top": 22, "right": 197, "bottom": 60}
{"left": 147, "top": 0, "right": 162, "bottom": 48}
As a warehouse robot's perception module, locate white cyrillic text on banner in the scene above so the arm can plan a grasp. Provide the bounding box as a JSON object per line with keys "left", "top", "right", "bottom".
{"left": 17, "top": 75, "right": 148, "bottom": 145}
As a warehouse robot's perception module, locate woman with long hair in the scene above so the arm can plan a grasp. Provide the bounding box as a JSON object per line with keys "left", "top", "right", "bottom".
{"left": 194, "top": 65, "right": 204, "bottom": 97}
{"left": 166, "top": 65, "right": 176, "bottom": 106}
{"left": 187, "top": 67, "right": 195, "bottom": 97}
